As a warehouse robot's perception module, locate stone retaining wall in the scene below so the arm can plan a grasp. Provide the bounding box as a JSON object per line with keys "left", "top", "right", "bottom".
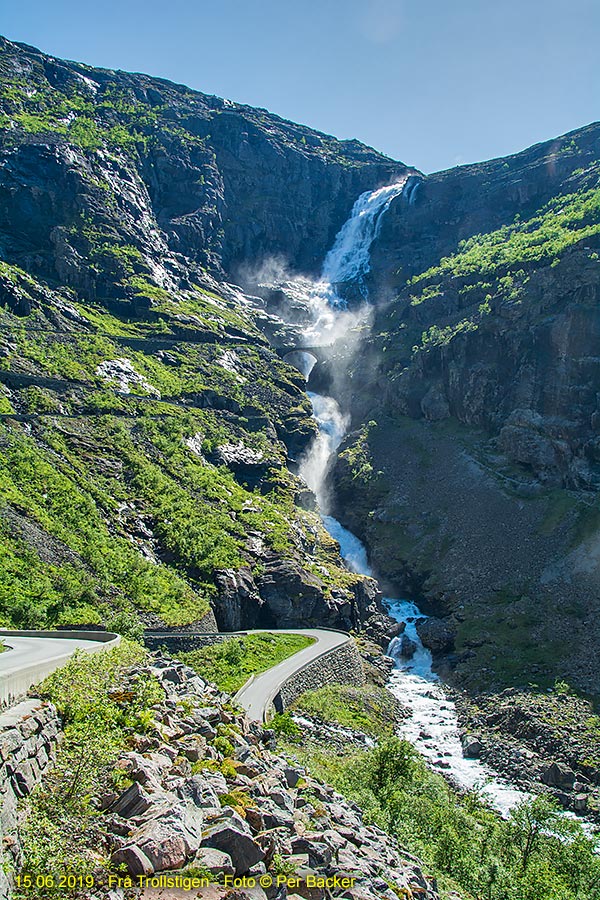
{"left": 276, "top": 639, "right": 365, "bottom": 711}
{"left": 142, "top": 609, "right": 219, "bottom": 653}
{"left": 0, "top": 699, "right": 61, "bottom": 900}
{"left": 143, "top": 632, "right": 231, "bottom": 653}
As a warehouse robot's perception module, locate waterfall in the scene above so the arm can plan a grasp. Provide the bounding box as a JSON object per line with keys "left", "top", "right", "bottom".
{"left": 298, "top": 393, "right": 349, "bottom": 514}
{"left": 264, "top": 178, "right": 408, "bottom": 355}
{"left": 320, "top": 180, "right": 408, "bottom": 305}
{"left": 290, "top": 176, "right": 533, "bottom": 816}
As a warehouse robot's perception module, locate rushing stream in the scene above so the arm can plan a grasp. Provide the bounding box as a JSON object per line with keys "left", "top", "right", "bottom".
{"left": 290, "top": 179, "right": 531, "bottom": 816}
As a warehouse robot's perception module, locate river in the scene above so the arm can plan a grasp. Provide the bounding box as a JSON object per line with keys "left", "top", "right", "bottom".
{"left": 286, "top": 179, "right": 531, "bottom": 815}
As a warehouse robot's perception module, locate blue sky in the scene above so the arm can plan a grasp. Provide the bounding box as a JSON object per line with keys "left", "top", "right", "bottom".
{"left": 3, "top": 0, "right": 599, "bottom": 173}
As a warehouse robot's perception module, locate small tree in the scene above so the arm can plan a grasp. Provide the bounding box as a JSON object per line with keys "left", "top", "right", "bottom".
{"left": 507, "top": 796, "right": 565, "bottom": 872}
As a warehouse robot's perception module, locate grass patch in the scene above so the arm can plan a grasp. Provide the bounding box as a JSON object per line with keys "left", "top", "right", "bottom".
{"left": 181, "top": 632, "right": 315, "bottom": 693}
{"left": 292, "top": 683, "right": 399, "bottom": 738}
{"left": 538, "top": 490, "right": 578, "bottom": 536}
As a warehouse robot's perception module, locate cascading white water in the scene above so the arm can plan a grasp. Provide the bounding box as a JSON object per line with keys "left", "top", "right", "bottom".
{"left": 385, "top": 599, "right": 529, "bottom": 814}
{"left": 320, "top": 180, "right": 408, "bottom": 302}
{"left": 298, "top": 393, "right": 349, "bottom": 514}
{"left": 294, "top": 178, "right": 531, "bottom": 816}
{"left": 288, "top": 180, "right": 408, "bottom": 347}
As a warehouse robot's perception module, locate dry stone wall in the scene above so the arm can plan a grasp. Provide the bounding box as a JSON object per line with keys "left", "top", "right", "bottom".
{"left": 0, "top": 699, "right": 61, "bottom": 900}
{"left": 276, "top": 639, "right": 365, "bottom": 710}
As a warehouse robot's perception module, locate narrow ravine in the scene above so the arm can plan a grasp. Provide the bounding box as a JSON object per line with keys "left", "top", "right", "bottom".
{"left": 287, "top": 180, "right": 531, "bottom": 816}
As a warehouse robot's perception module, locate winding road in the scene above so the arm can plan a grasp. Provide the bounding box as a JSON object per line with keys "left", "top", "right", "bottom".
{"left": 0, "top": 627, "right": 349, "bottom": 718}
{"left": 0, "top": 630, "right": 120, "bottom": 707}
{"left": 234, "top": 628, "right": 350, "bottom": 721}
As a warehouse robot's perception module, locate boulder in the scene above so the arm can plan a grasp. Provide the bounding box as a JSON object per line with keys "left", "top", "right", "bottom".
{"left": 176, "top": 775, "right": 220, "bottom": 810}
{"left": 268, "top": 787, "right": 295, "bottom": 812}
{"left": 260, "top": 799, "right": 295, "bottom": 830}
{"left": 461, "top": 736, "right": 482, "bottom": 759}
{"left": 120, "top": 802, "right": 204, "bottom": 873}
{"left": 202, "top": 811, "right": 265, "bottom": 874}
{"left": 111, "top": 782, "right": 154, "bottom": 818}
{"left": 194, "top": 846, "right": 235, "bottom": 876}
{"left": 416, "top": 617, "right": 456, "bottom": 653}
{"left": 397, "top": 634, "right": 417, "bottom": 659}
{"left": 499, "top": 411, "right": 571, "bottom": 473}
{"left": 284, "top": 766, "right": 303, "bottom": 788}
{"left": 541, "top": 762, "right": 577, "bottom": 790}
{"left": 421, "top": 385, "right": 450, "bottom": 421}
{"left": 111, "top": 845, "right": 154, "bottom": 876}
{"left": 291, "top": 836, "right": 333, "bottom": 867}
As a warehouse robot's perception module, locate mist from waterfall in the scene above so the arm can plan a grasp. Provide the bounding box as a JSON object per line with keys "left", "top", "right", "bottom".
{"left": 245, "top": 179, "right": 408, "bottom": 349}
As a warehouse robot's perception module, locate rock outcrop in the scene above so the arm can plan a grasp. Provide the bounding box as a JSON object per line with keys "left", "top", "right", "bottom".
{"left": 0, "top": 36, "right": 408, "bottom": 290}
{"left": 86, "top": 657, "right": 441, "bottom": 899}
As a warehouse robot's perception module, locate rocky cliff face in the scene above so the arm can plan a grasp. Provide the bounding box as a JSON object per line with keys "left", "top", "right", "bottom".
{"left": 331, "top": 123, "right": 600, "bottom": 694}
{"left": 0, "top": 36, "right": 407, "bottom": 289}
{"left": 369, "top": 122, "right": 600, "bottom": 288}
{"left": 0, "top": 36, "right": 394, "bottom": 634}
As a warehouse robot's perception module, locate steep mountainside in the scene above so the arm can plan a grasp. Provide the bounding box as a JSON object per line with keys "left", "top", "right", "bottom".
{"left": 332, "top": 124, "right": 600, "bottom": 694}
{"left": 0, "top": 36, "right": 406, "bottom": 285}
{"left": 0, "top": 36, "right": 396, "bottom": 634}
{"left": 1, "top": 33, "right": 600, "bottom": 699}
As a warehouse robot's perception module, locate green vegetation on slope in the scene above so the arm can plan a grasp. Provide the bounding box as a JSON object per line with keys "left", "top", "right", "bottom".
{"left": 411, "top": 183, "right": 600, "bottom": 289}
{"left": 181, "top": 632, "right": 315, "bottom": 693}
{"left": 377, "top": 168, "right": 600, "bottom": 359}
{"left": 0, "top": 262, "right": 362, "bottom": 632}
{"left": 284, "top": 730, "right": 600, "bottom": 900}
{"left": 0, "top": 428, "right": 209, "bottom": 629}
{"left": 14, "top": 642, "right": 158, "bottom": 896}
{"left": 291, "top": 683, "right": 400, "bottom": 737}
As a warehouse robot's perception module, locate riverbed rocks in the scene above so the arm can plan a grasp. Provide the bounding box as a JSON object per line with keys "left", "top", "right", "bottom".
{"left": 460, "top": 735, "right": 482, "bottom": 759}
{"left": 540, "top": 762, "right": 577, "bottom": 790}
{"left": 454, "top": 687, "right": 600, "bottom": 820}
{"left": 96, "top": 656, "right": 441, "bottom": 899}
{"left": 396, "top": 634, "right": 418, "bottom": 659}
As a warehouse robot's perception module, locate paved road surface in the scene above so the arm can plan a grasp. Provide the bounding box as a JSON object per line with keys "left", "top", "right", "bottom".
{"left": 0, "top": 626, "right": 347, "bottom": 718}
{"left": 0, "top": 631, "right": 119, "bottom": 706}
{"left": 235, "top": 628, "right": 349, "bottom": 721}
